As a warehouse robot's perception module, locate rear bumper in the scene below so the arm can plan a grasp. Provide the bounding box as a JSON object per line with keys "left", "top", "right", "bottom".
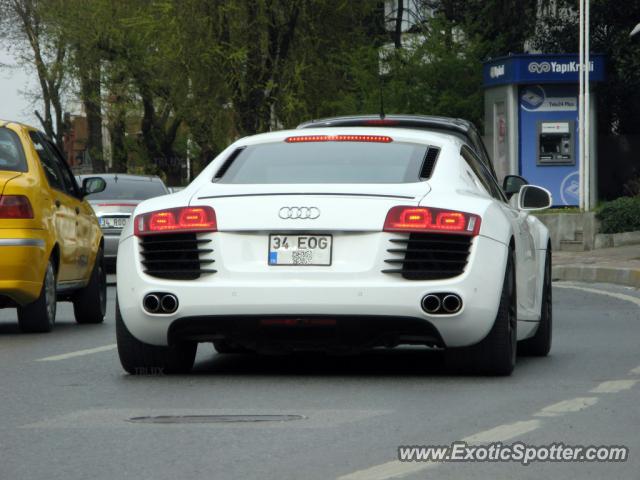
{"left": 103, "top": 231, "right": 121, "bottom": 259}
{"left": 117, "top": 234, "right": 509, "bottom": 348}
{"left": 0, "top": 231, "right": 49, "bottom": 304}
{"left": 169, "top": 315, "right": 444, "bottom": 352}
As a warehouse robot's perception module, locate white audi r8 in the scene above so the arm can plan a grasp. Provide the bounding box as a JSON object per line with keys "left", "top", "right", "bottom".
{"left": 116, "top": 115, "right": 553, "bottom": 376}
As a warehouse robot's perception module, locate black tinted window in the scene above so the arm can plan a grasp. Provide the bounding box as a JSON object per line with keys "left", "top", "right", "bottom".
{"left": 44, "top": 139, "right": 79, "bottom": 196}
{"left": 83, "top": 178, "right": 167, "bottom": 200}
{"left": 0, "top": 128, "right": 28, "bottom": 172}
{"left": 217, "top": 141, "right": 429, "bottom": 184}
{"left": 30, "top": 132, "right": 66, "bottom": 192}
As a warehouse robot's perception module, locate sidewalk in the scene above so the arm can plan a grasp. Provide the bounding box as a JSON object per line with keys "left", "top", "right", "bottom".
{"left": 553, "top": 244, "right": 640, "bottom": 288}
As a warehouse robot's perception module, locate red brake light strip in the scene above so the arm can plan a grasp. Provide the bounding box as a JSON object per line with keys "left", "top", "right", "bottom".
{"left": 285, "top": 135, "right": 393, "bottom": 143}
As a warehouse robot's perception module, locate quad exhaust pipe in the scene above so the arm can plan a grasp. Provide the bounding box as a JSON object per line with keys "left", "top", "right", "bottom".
{"left": 421, "top": 293, "right": 462, "bottom": 315}
{"left": 143, "top": 293, "right": 179, "bottom": 314}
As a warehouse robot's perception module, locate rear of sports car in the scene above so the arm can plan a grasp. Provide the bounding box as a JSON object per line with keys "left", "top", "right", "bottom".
{"left": 116, "top": 128, "right": 511, "bottom": 373}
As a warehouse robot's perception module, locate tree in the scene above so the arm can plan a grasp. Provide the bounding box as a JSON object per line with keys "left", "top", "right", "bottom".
{"left": 461, "top": 0, "right": 538, "bottom": 58}
{"left": 532, "top": 0, "right": 640, "bottom": 135}
{"left": 380, "top": 15, "right": 484, "bottom": 126}
{"left": 0, "top": 0, "right": 67, "bottom": 149}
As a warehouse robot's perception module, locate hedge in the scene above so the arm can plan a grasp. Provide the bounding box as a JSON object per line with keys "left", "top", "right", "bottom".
{"left": 596, "top": 196, "right": 640, "bottom": 234}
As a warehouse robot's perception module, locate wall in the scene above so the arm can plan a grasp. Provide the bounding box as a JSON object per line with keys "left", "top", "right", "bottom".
{"left": 534, "top": 212, "right": 598, "bottom": 250}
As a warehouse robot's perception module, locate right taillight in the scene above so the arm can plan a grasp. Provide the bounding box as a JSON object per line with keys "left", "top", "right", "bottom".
{"left": 383, "top": 206, "right": 480, "bottom": 235}
{"left": 0, "top": 195, "right": 34, "bottom": 219}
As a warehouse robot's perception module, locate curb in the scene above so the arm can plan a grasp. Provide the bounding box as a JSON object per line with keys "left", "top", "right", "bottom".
{"left": 552, "top": 265, "right": 640, "bottom": 288}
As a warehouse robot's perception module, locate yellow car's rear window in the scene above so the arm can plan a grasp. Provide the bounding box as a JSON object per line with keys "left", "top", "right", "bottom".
{"left": 0, "top": 128, "right": 28, "bottom": 173}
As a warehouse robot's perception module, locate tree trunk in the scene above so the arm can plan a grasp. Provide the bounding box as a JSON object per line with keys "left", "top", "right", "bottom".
{"left": 79, "top": 60, "right": 105, "bottom": 173}
{"left": 10, "top": 0, "right": 67, "bottom": 149}
{"left": 394, "top": 0, "right": 404, "bottom": 49}
{"left": 139, "top": 86, "right": 183, "bottom": 186}
{"left": 109, "top": 108, "right": 127, "bottom": 173}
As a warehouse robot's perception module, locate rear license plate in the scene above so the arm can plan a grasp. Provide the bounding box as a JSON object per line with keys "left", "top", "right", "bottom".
{"left": 268, "top": 234, "right": 332, "bottom": 266}
{"left": 100, "top": 217, "right": 128, "bottom": 229}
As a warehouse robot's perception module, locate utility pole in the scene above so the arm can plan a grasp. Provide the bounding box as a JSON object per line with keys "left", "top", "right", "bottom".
{"left": 585, "top": 0, "right": 591, "bottom": 211}
{"left": 578, "top": 0, "right": 591, "bottom": 211}
{"left": 186, "top": 78, "right": 193, "bottom": 184}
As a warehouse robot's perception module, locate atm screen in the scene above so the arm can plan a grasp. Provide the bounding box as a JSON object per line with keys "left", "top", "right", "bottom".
{"left": 537, "top": 121, "right": 574, "bottom": 165}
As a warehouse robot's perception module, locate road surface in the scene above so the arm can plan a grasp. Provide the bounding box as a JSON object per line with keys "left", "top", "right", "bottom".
{"left": 1, "top": 283, "right": 638, "bottom": 479}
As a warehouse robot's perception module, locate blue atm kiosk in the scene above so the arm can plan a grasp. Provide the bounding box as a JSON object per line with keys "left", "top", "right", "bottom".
{"left": 483, "top": 54, "right": 605, "bottom": 206}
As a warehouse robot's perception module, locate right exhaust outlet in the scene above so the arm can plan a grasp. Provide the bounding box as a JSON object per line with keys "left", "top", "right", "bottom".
{"left": 160, "top": 294, "right": 179, "bottom": 314}
{"left": 442, "top": 294, "right": 462, "bottom": 314}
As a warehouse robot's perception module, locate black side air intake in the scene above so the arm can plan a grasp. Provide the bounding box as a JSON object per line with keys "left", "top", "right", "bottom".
{"left": 140, "top": 233, "right": 216, "bottom": 280}
{"left": 383, "top": 233, "right": 472, "bottom": 280}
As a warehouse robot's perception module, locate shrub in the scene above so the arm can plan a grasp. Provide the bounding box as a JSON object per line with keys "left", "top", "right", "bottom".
{"left": 596, "top": 197, "right": 640, "bottom": 234}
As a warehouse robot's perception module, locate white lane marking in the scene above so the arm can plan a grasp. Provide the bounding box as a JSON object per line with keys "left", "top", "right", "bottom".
{"left": 339, "top": 285, "right": 637, "bottom": 480}
{"left": 590, "top": 379, "right": 638, "bottom": 393}
{"left": 337, "top": 420, "right": 540, "bottom": 480}
{"left": 533, "top": 397, "right": 598, "bottom": 417}
{"left": 461, "top": 419, "right": 540, "bottom": 444}
{"left": 337, "top": 460, "right": 438, "bottom": 480}
{"left": 554, "top": 283, "right": 640, "bottom": 307}
{"left": 36, "top": 344, "right": 116, "bottom": 362}
{"left": 553, "top": 283, "right": 640, "bottom": 386}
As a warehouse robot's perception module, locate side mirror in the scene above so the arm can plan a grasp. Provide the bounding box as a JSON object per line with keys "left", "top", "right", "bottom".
{"left": 81, "top": 177, "right": 107, "bottom": 197}
{"left": 518, "top": 185, "right": 552, "bottom": 211}
{"left": 503, "top": 175, "right": 528, "bottom": 199}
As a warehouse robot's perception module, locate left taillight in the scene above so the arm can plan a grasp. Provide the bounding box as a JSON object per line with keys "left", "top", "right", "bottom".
{"left": 0, "top": 195, "right": 34, "bottom": 219}
{"left": 134, "top": 206, "right": 217, "bottom": 236}
{"left": 383, "top": 206, "right": 481, "bottom": 235}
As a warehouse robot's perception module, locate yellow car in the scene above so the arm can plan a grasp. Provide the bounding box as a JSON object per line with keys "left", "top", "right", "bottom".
{"left": 0, "top": 120, "right": 107, "bottom": 332}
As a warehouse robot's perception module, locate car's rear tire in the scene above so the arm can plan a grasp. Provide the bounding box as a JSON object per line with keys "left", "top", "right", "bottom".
{"left": 73, "top": 248, "right": 107, "bottom": 324}
{"left": 519, "top": 246, "right": 552, "bottom": 356}
{"left": 447, "top": 249, "right": 517, "bottom": 376}
{"left": 116, "top": 298, "right": 196, "bottom": 374}
{"left": 213, "top": 340, "right": 254, "bottom": 354}
{"left": 17, "top": 259, "right": 57, "bottom": 333}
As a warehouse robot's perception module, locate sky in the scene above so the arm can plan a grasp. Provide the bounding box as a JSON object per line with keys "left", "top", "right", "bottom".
{"left": 0, "top": 47, "right": 39, "bottom": 125}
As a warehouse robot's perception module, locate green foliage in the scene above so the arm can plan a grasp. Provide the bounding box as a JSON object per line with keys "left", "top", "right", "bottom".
{"left": 380, "top": 16, "right": 484, "bottom": 126}
{"left": 15, "top": 0, "right": 624, "bottom": 184}
{"left": 596, "top": 197, "right": 640, "bottom": 233}
{"left": 531, "top": 0, "right": 640, "bottom": 135}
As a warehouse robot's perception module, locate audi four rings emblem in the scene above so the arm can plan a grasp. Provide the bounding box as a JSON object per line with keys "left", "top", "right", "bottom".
{"left": 278, "top": 207, "right": 321, "bottom": 219}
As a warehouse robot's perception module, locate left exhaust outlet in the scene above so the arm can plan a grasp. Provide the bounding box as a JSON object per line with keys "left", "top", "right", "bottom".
{"left": 143, "top": 294, "right": 160, "bottom": 313}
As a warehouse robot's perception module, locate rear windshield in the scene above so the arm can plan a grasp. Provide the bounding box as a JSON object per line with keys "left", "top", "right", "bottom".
{"left": 84, "top": 178, "right": 168, "bottom": 200}
{"left": 217, "top": 141, "right": 428, "bottom": 184}
{"left": 0, "top": 128, "right": 28, "bottom": 172}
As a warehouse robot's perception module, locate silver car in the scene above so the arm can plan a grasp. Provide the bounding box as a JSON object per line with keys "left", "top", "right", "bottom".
{"left": 78, "top": 174, "right": 170, "bottom": 268}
